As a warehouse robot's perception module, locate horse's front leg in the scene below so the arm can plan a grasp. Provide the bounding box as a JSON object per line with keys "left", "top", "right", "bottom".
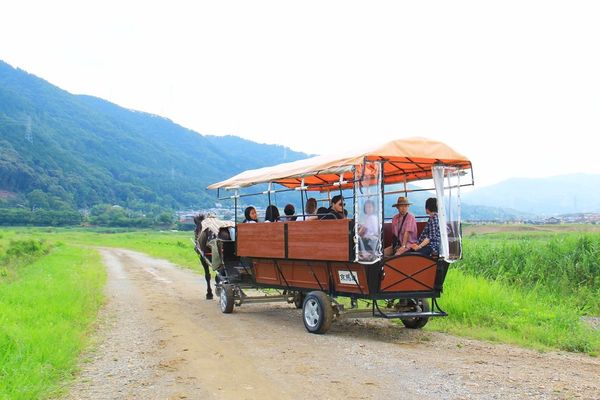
{"left": 200, "top": 257, "right": 213, "bottom": 299}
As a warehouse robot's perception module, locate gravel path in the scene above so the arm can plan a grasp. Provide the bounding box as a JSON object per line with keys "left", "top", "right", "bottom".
{"left": 65, "top": 248, "right": 600, "bottom": 400}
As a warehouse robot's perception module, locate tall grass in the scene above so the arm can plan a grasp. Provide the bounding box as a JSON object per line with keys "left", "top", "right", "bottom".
{"left": 0, "top": 244, "right": 106, "bottom": 399}
{"left": 0, "top": 238, "right": 51, "bottom": 281}
{"left": 430, "top": 269, "right": 600, "bottom": 355}
{"left": 426, "top": 231, "right": 600, "bottom": 355}
{"left": 459, "top": 232, "right": 600, "bottom": 314}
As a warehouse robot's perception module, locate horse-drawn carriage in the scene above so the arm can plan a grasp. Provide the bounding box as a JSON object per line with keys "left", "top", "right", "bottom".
{"left": 196, "top": 137, "right": 473, "bottom": 334}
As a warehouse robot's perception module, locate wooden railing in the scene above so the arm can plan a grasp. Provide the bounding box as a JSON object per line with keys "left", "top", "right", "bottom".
{"left": 236, "top": 219, "right": 352, "bottom": 262}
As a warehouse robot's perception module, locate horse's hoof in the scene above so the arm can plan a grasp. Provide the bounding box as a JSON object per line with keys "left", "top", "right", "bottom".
{"left": 206, "top": 293, "right": 214, "bottom": 300}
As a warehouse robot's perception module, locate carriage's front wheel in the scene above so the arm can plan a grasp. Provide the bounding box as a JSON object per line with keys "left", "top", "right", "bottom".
{"left": 302, "top": 291, "right": 333, "bottom": 334}
{"left": 220, "top": 284, "right": 235, "bottom": 313}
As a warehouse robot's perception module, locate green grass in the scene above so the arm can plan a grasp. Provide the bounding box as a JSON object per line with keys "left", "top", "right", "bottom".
{"left": 1, "top": 226, "right": 599, "bottom": 359}
{"left": 0, "top": 244, "right": 106, "bottom": 400}
{"left": 429, "top": 269, "right": 600, "bottom": 355}
{"left": 3, "top": 227, "right": 203, "bottom": 274}
{"left": 424, "top": 230, "right": 600, "bottom": 355}
{"left": 460, "top": 232, "right": 600, "bottom": 314}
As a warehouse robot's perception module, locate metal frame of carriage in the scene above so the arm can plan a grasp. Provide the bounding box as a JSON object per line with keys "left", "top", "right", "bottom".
{"left": 205, "top": 138, "right": 474, "bottom": 334}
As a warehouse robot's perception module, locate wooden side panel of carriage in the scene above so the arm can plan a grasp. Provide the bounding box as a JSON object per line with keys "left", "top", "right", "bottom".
{"left": 287, "top": 220, "right": 350, "bottom": 261}
{"left": 237, "top": 220, "right": 352, "bottom": 289}
{"left": 329, "top": 262, "right": 370, "bottom": 294}
{"left": 252, "top": 259, "right": 331, "bottom": 290}
{"left": 236, "top": 223, "right": 285, "bottom": 258}
{"left": 380, "top": 254, "right": 438, "bottom": 292}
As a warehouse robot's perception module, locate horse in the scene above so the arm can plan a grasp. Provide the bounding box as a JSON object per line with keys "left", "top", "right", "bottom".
{"left": 193, "top": 213, "right": 233, "bottom": 300}
{"left": 193, "top": 214, "right": 215, "bottom": 299}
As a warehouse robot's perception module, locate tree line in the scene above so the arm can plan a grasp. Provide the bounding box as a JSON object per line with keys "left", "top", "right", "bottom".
{"left": 0, "top": 203, "right": 178, "bottom": 228}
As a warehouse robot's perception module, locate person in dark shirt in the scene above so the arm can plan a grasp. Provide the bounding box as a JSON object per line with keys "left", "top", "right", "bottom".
{"left": 410, "top": 197, "right": 440, "bottom": 256}
{"left": 282, "top": 204, "right": 297, "bottom": 221}
{"left": 321, "top": 194, "right": 346, "bottom": 220}
{"left": 316, "top": 206, "right": 330, "bottom": 219}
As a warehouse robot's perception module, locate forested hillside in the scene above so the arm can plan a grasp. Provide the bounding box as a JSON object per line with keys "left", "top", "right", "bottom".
{"left": 0, "top": 60, "right": 306, "bottom": 216}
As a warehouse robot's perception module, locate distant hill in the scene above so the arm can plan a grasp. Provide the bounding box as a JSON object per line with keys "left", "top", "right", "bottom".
{"left": 0, "top": 60, "right": 307, "bottom": 211}
{"left": 461, "top": 203, "right": 534, "bottom": 222}
{"left": 3, "top": 60, "right": 591, "bottom": 221}
{"left": 462, "top": 174, "right": 600, "bottom": 216}
{"left": 382, "top": 188, "right": 532, "bottom": 222}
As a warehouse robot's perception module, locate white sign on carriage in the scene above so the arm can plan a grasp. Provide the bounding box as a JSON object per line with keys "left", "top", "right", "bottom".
{"left": 338, "top": 270, "right": 359, "bottom": 285}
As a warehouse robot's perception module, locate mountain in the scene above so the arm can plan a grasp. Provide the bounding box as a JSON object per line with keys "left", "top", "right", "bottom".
{"left": 461, "top": 203, "right": 533, "bottom": 221}
{"left": 3, "top": 60, "right": 590, "bottom": 222}
{"left": 462, "top": 174, "right": 600, "bottom": 216}
{"left": 0, "top": 60, "right": 307, "bottom": 211}
{"left": 382, "top": 186, "right": 532, "bottom": 222}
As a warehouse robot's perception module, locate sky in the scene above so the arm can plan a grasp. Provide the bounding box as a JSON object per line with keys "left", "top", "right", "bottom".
{"left": 1, "top": 0, "right": 599, "bottom": 188}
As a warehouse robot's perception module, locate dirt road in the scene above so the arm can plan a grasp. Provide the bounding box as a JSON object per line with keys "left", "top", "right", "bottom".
{"left": 65, "top": 248, "right": 600, "bottom": 400}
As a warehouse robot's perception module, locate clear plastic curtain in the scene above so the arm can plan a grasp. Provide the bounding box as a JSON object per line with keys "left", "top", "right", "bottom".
{"left": 354, "top": 161, "right": 382, "bottom": 264}
{"left": 446, "top": 167, "right": 462, "bottom": 261}
{"left": 432, "top": 165, "right": 462, "bottom": 262}
{"left": 433, "top": 166, "right": 450, "bottom": 260}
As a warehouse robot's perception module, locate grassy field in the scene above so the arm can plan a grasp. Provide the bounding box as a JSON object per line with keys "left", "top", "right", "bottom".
{"left": 1, "top": 227, "right": 202, "bottom": 272}
{"left": 428, "top": 227, "right": 600, "bottom": 355}
{"left": 0, "top": 223, "right": 598, "bottom": 400}
{"left": 0, "top": 236, "right": 106, "bottom": 400}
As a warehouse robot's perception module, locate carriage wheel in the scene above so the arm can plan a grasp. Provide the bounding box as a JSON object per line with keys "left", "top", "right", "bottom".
{"left": 401, "top": 298, "right": 430, "bottom": 329}
{"left": 219, "top": 284, "right": 235, "bottom": 314}
{"left": 302, "top": 291, "right": 333, "bottom": 334}
{"left": 293, "top": 292, "right": 305, "bottom": 309}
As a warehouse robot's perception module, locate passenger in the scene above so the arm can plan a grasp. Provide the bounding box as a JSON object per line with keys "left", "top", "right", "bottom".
{"left": 321, "top": 195, "right": 345, "bottom": 220}
{"left": 298, "top": 198, "right": 318, "bottom": 221}
{"left": 264, "top": 205, "right": 281, "bottom": 222}
{"left": 357, "top": 200, "right": 379, "bottom": 257}
{"left": 357, "top": 200, "right": 378, "bottom": 238}
{"left": 243, "top": 206, "right": 258, "bottom": 223}
{"left": 316, "top": 206, "right": 331, "bottom": 220}
{"left": 384, "top": 197, "right": 417, "bottom": 256}
{"left": 282, "top": 204, "right": 297, "bottom": 221}
{"left": 409, "top": 197, "right": 440, "bottom": 256}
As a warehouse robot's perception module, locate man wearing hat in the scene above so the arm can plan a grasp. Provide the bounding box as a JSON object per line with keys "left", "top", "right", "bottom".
{"left": 384, "top": 196, "right": 418, "bottom": 256}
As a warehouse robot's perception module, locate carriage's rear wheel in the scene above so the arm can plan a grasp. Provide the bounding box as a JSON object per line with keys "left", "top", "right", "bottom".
{"left": 401, "top": 298, "right": 430, "bottom": 329}
{"left": 302, "top": 291, "right": 333, "bottom": 334}
{"left": 219, "top": 284, "right": 235, "bottom": 313}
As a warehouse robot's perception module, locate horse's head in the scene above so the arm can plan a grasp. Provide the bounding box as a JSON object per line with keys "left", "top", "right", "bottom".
{"left": 193, "top": 213, "right": 206, "bottom": 240}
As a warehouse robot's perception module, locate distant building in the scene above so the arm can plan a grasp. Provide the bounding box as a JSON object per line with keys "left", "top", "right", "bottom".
{"left": 178, "top": 213, "right": 196, "bottom": 224}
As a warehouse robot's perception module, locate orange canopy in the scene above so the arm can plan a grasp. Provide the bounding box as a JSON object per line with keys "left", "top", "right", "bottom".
{"left": 207, "top": 137, "right": 472, "bottom": 190}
